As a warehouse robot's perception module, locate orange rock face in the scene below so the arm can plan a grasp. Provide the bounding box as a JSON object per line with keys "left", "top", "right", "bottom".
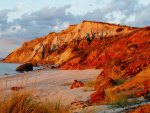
{"left": 88, "top": 28, "right": 150, "bottom": 103}
{"left": 130, "top": 104, "right": 150, "bottom": 113}
{"left": 90, "top": 67, "right": 150, "bottom": 104}
{"left": 3, "top": 20, "right": 138, "bottom": 66}
{"left": 70, "top": 80, "right": 84, "bottom": 89}
{"left": 116, "top": 67, "right": 150, "bottom": 94}
{"left": 90, "top": 77, "right": 114, "bottom": 103}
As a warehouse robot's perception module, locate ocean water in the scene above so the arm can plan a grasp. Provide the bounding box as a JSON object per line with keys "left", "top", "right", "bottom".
{"left": 0, "top": 63, "right": 20, "bottom": 76}
{"left": 0, "top": 63, "right": 40, "bottom": 77}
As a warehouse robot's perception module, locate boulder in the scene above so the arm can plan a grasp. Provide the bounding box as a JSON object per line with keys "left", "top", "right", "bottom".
{"left": 70, "top": 80, "right": 84, "bottom": 89}
{"left": 16, "top": 63, "right": 33, "bottom": 72}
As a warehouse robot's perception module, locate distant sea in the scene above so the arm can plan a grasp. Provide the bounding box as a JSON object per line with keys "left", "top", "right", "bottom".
{"left": 0, "top": 63, "right": 41, "bottom": 77}
{"left": 0, "top": 63, "right": 20, "bottom": 76}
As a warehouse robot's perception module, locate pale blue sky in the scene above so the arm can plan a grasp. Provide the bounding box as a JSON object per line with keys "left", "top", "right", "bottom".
{"left": 0, "top": 0, "right": 150, "bottom": 57}
{"left": 1, "top": 0, "right": 149, "bottom": 20}
{"left": 0, "top": 0, "right": 111, "bottom": 21}
{"left": 0, "top": 0, "right": 109, "bottom": 13}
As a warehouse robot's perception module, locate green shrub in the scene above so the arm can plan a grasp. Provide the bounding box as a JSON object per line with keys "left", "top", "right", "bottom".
{"left": 144, "top": 92, "right": 150, "bottom": 101}
{"left": 113, "top": 78, "right": 126, "bottom": 86}
{"left": 109, "top": 94, "right": 139, "bottom": 110}
{"left": 110, "top": 95, "right": 128, "bottom": 108}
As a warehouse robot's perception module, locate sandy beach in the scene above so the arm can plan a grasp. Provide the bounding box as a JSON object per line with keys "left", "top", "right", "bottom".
{"left": 0, "top": 69, "right": 101, "bottom": 105}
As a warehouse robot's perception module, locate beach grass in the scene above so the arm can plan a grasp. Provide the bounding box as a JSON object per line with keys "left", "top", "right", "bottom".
{"left": 0, "top": 90, "right": 69, "bottom": 113}
{"left": 0, "top": 74, "right": 96, "bottom": 113}
{"left": 0, "top": 89, "right": 96, "bottom": 113}
{"left": 110, "top": 94, "right": 128, "bottom": 108}
{"left": 83, "top": 79, "right": 96, "bottom": 92}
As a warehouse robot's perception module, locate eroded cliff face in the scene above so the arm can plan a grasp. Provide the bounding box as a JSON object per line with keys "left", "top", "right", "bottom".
{"left": 3, "top": 21, "right": 138, "bottom": 65}
{"left": 130, "top": 104, "right": 150, "bottom": 113}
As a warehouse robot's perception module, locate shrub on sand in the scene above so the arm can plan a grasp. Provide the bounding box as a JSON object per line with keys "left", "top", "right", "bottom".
{"left": 110, "top": 94, "right": 128, "bottom": 108}
{"left": 83, "top": 79, "right": 96, "bottom": 92}
{"left": 109, "top": 93, "right": 140, "bottom": 112}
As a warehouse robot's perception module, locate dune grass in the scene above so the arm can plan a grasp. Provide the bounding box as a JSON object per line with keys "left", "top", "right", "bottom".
{"left": 83, "top": 79, "right": 96, "bottom": 92}
{"left": 0, "top": 90, "right": 96, "bottom": 113}
{"left": 0, "top": 74, "right": 95, "bottom": 113}
{"left": 0, "top": 91, "right": 69, "bottom": 113}
{"left": 108, "top": 92, "right": 140, "bottom": 112}
{"left": 110, "top": 94, "right": 128, "bottom": 108}
{"left": 0, "top": 74, "right": 69, "bottom": 113}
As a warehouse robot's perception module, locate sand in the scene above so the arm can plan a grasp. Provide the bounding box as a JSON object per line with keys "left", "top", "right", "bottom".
{"left": 0, "top": 69, "right": 101, "bottom": 105}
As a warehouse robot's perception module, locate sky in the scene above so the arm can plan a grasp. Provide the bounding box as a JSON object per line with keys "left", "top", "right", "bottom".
{"left": 0, "top": 0, "right": 150, "bottom": 58}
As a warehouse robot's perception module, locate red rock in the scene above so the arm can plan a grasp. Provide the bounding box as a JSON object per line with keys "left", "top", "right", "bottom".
{"left": 70, "top": 80, "right": 84, "bottom": 89}
{"left": 135, "top": 80, "right": 150, "bottom": 97}
{"left": 114, "top": 68, "right": 150, "bottom": 97}
{"left": 90, "top": 77, "right": 114, "bottom": 103}
{"left": 130, "top": 104, "right": 150, "bottom": 113}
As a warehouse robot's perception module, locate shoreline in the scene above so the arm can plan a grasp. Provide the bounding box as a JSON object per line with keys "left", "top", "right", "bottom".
{"left": 0, "top": 62, "right": 45, "bottom": 77}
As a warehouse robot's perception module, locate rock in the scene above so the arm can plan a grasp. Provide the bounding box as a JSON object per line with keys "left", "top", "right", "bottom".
{"left": 109, "top": 68, "right": 150, "bottom": 103}
{"left": 90, "top": 77, "right": 115, "bottom": 103}
{"left": 70, "top": 80, "right": 84, "bottom": 89}
{"left": 130, "top": 104, "right": 150, "bottom": 113}
{"left": 16, "top": 63, "right": 33, "bottom": 72}
{"left": 135, "top": 79, "right": 150, "bottom": 97}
